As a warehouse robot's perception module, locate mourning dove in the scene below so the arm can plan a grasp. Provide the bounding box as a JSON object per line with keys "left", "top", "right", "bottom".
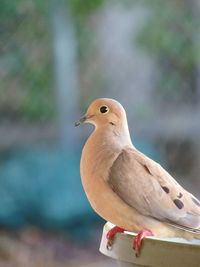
{"left": 75, "top": 98, "right": 200, "bottom": 256}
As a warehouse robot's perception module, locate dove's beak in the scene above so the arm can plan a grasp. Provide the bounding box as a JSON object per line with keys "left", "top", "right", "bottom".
{"left": 75, "top": 115, "right": 87, "bottom": 127}
{"left": 75, "top": 114, "right": 94, "bottom": 127}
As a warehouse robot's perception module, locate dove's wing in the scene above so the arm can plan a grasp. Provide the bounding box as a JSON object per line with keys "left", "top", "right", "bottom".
{"left": 108, "top": 147, "right": 200, "bottom": 230}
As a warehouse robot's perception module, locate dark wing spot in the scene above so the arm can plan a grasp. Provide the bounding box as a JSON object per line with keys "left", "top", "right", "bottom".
{"left": 177, "top": 192, "right": 183, "bottom": 198}
{"left": 174, "top": 199, "right": 184, "bottom": 209}
{"left": 192, "top": 197, "right": 200, "bottom": 207}
{"left": 161, "top": 186, "right": 170, "bottom": 194}
{"left": 143, "top": 165, "right": 152, "bottom": 175}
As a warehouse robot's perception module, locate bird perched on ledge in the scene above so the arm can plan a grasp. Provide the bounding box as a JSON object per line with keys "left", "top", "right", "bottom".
{"left": 75, "top": 98, "right": 200, "bottom": 256}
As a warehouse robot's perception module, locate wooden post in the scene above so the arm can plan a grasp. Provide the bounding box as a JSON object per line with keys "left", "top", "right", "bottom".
{"left": 100, "top": 222, "right": 200, "bottom": 267}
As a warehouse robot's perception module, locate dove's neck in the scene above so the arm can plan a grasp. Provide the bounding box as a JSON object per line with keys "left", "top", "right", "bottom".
{"left": 93, "top": 121, "right": 133, "bottom": 150}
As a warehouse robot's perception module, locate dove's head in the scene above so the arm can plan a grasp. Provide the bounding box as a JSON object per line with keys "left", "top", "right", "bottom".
{"left": 75, "top": 98, "right": 128, "bottom": 130}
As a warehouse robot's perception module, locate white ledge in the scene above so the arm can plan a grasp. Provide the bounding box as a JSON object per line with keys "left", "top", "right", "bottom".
{"left": 99, "top": 222, "right": 200, "bottom": 267}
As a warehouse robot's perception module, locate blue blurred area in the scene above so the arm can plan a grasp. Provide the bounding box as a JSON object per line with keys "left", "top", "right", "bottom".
{"left": 0, "top": 139, "right": 158, "bottom": 232}
{"left": 0, "top": 146, "right": 89, "bottom": 228}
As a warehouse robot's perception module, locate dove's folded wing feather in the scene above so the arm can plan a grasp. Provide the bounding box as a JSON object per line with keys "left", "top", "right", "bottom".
{"left": 108, "top": 147, "right": 200, "bottom": 230}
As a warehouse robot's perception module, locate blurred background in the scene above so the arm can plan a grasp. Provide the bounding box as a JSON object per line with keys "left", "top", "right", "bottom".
{"left": 0, "top": 0, "right": 200, "bottom": 266}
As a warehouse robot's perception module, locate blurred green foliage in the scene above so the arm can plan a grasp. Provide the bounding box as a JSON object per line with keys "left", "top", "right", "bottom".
{"left": 0, "top": 0, "right": 105, "bottom": 121}
{"left": 137, "top": 0, "right": 200, "bottom": 103}
{"left": 0, "top": 0, "right": 54, "bottom": 121}
{"left": 69, "top": 0, "right": 105, "bottom": 20}
{"left": 68, "top": 0, "right": 105, "bottom": 65}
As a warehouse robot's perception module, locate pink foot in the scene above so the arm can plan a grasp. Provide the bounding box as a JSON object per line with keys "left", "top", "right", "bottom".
{"left": 133, "top": 229, "right": 154, "bottom": 257}
{"left": 106, "top": 226, "right": 125, "bottom": 250}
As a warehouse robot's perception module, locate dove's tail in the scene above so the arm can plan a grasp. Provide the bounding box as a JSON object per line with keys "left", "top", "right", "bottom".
{"left": 167, "top": 222, "right": 200, "bottom": 239}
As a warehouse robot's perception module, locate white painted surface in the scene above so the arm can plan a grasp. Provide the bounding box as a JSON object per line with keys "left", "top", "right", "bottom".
{"left": 100, "top": 222, "right": 200, "bottom": 267}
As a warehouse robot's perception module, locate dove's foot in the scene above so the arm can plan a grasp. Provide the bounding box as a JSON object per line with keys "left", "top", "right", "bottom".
{"left": 133, "top": 229, "right": 153, "bottom": 257}
{"left": 106, "top": 226, "right": 125, "bottom": 250}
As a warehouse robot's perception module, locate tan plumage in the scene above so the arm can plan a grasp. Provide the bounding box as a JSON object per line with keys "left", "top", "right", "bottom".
{"left": 77, "top": 98, "right": 200, "bottom": 240}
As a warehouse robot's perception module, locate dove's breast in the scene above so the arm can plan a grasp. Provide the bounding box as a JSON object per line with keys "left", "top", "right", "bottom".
{"left": 80, "top": 129, "right": 151, "bottom": 231}
{"left": 80, "top": 134, "right": 119, "bottom": 219}
{"left": 80, "top": 131, "right": 119, "bottom": 192}
{"left": 80, "top": 128, "right": 132, "bottom": 219}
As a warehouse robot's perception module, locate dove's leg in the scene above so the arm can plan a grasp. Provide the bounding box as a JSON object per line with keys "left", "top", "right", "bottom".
{"left": 106, "top": 226, "right": 125, "bottom": 249}
{"left": 133, "top": 229, "right": 153, "bottom": 257}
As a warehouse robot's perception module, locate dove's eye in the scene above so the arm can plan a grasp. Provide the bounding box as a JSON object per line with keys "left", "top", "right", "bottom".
{"left": 100, "top": 106, "right": 109, "bottom": 114}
